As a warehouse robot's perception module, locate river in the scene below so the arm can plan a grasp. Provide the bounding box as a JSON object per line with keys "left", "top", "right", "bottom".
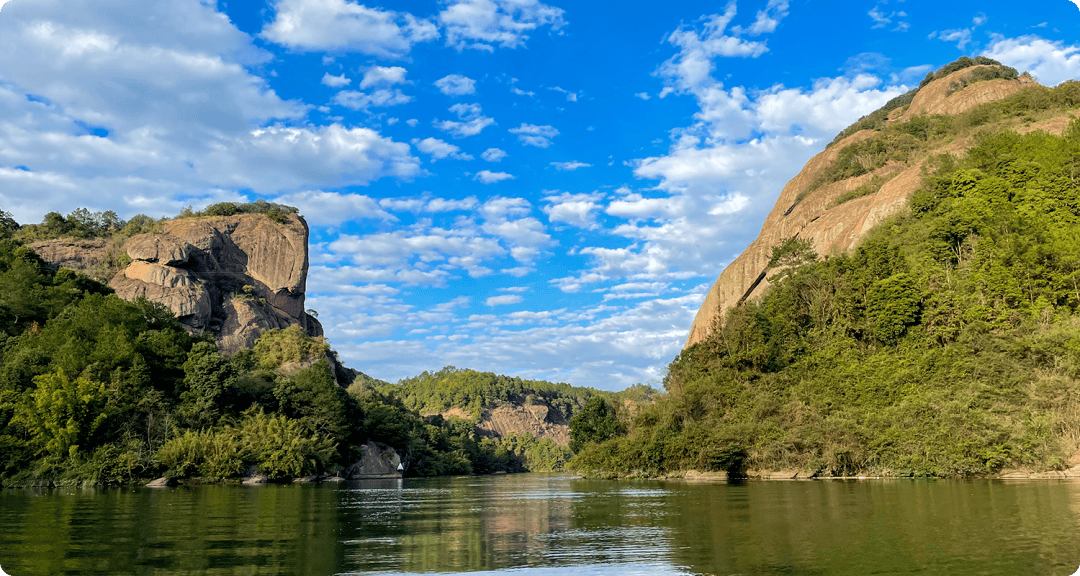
{"left": 2, "top": 474, "right": 1080, "bottom": 575}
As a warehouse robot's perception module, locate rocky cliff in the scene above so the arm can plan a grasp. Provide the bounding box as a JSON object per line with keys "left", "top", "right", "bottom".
{"left": 34, "top": 212, "right": 321, "bottom": 354}
{"left": 685, "top": 64, "right": 1056, "bottom": 347}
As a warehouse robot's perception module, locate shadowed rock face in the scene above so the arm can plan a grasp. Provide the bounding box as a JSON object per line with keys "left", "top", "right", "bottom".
{"left": 684, "top": 66, "right": 1044, "bottom": 348}
{"left": 106, "top": 213, "right": 322, "bottom": 354}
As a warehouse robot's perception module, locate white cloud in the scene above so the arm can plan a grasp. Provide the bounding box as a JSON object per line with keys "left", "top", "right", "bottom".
{"left": 868, "top": 7, "right": 909, "bottom": 32}
{"left": 413, "top": 137, "right": 473, "bottom": 161}
{"left": 548, "top": 86, "right": 579, "bottom": 101}
{"left": 485, "top": 294, "right": 523, "bottom": 306}
{"left": 434, "top": 74, "right": 477, "bottom": 95}
{"left": 322, "top": 72, "right": 350, "bottom": 88}
{"left": 427, "top": 197, "right": 479, "bottom": 211}
{"left": 434, "top": 102, "right": 495, "bottom": 137}
{"left": 983, "top": 35, "right": 1080, "bottom": 87}
{"left": 261, "top": 0, "right": 438, "bottom": 58}
{"left": 931, "top": 28, "right": 973, "bottom": 51}
{"left": 481, "top": 147, "right": 507, "bottom": 162}
{"left": 509, "top": 123, "right": 558, "bottom": 147}
{"left": 0, "top": 1, "right": 422, "bottom": 221}
{"left": 438, "top": 0, "right": 565, "bottom": 52}
{"left": 551, "top": 160, "right": 590, "bottom": 171}
{"left": 734, "top": 0, "right": 789, "bottom": 36}
{"left": 272, "top": 190, "right": 395, "bottom": 226}
{"left": 327, "top": 225, "right": 506, "bottom": 283}
{"left": 542, "top": 191, "right": 603, "bottom": 228}
{"left": 657, "top": 4, "right": 770, "bottom": 98}
{"left": 360, "top": 66, "right": 408, "bottom": 88}
{"left": 474, "top": 170, "right": 514, "bottom": 183}
{"left": 333, "top": 88, "right": 411, "bottom": 110}
{"left": 635, "top": 92, "right": 651, "bottom": 100}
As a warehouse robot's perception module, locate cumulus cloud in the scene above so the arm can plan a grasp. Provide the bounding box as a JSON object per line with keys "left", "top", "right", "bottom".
{"left": 322, "top": 72, "right": 350, "bottom": 87}
{"left": 272, "top": 190, "right": 395, "bottom": 226}
{"left": 474, "top": 170, "right": 514, "bottom": 183}
{"left": 983, "top": 35, "right": 1080, "bottom": 86}
{"left": 360, "top": 65, "right": 408, "bottom": 88}
{"left": 261, "top": 0, "right": 438, "bottom": 58}
{"left": 481, "top": 147, "right": 507, "bottom": 162}
{"left": 333, "top": 88, "right": 411, "bottom": 110}
{"left": 412, "top": 137, "right": 473, "bottom": 161}
{"left": 509, "top": 123, "right": 558, "bottom": 147}
{"left": 434, "top": 102, "right": 495, "bottom": 137}
{"left": 434, "top": 74, "right": 477, "bottom": 95}
{"left": 542, "top": 191, "right": 603, "bottom": 228}
{"left": 542, "top": 8, "right": 910, "bottom": 292}
{"left": 733, "top": 0, "right": 789, "bottom": 36}
{"left": 0, "top": 0, "right": 421, "bottom": 221}
{"left": 551, "top": 160, "right": 590, "bottom": 171}
{"left": 657, "top": 3, "right": 770, "bottom": 97}
{"left": 485, "top": 294, "right": 523, "bottom": 306}
{"left": 438, "top": 0, "right": 565, "bottom": 51}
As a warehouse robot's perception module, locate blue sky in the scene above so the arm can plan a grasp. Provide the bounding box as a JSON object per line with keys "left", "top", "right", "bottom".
{"left": 0, "top": 0, "right": 1078, "bottom": 390}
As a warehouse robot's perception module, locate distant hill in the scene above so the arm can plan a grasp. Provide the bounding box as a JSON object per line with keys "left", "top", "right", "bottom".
{"left": 378, "top": 367, "right": 605, "bottom": 446}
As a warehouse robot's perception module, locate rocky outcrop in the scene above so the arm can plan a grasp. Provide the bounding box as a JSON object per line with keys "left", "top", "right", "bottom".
{"left": 685, "top": 66, "right": 1049, "bottom": 348}
{"left": 436, "top": 401, "right": 572, "bottom": 446}
{"left": 345, "top": 442, "right": 402, "bottom": 478}
{"left": 476, "top": 404, "right": 571, "bottom": 446}
{"left": 102, "top": 212, "right": 321, "bottom": 353}
{"left": 29, "top": 238, "right": 119, "bottom": 282}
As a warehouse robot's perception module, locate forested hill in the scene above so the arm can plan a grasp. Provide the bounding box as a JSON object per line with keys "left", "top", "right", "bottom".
{"left": 382, "top": 367, "right": 602, "bottom": 420}
{"left": 0, "top": 212, "right": 594, "bottom": 486}
{"left": 570, "top": 65, "right": 1080, "bottom": 479}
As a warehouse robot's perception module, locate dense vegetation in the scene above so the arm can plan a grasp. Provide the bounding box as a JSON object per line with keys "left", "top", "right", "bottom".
{"left": 383, "top": 366, "right": 603, "bottom": 420}
{"left": 570, "top": 116, "right": 1080, "bottom": 478}
{"left": 0, "top": 225, "right": 584, "bottom": 485}
{"left": 177, "top": 200, "right": 298, "bottom": 224}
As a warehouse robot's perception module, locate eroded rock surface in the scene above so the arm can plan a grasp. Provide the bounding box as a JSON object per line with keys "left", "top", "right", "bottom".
{"left": 345, "top": 442, "right": 402, "bottom": 479}
{"left": 105, "top": 213, "right": 322, "bottom": 353}
{"left": 685, "top": 67, "right": 1051, "bottom": 348}
{"left": 29, "top": 239, "right": 118, "bottom": 282}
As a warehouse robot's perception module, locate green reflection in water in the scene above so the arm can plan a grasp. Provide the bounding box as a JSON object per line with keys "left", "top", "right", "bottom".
{"left": 4, "top": 476, "right": 1080, "bottom": 575}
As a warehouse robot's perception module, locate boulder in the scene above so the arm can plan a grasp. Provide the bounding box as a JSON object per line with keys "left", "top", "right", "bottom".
{"left": 107, "top": 212, "right": 319, "bottom": 354}
{"left": 345, "top": 442, "right": 402, "bottom": 479}
{"left": 124, "top": 235, "right": 192, "bottom": 266}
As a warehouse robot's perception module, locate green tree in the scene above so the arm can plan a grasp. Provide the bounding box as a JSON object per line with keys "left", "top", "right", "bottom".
{"left": 14, "top": 369, "right": 109, "bottom": 458}
{"left": 569, "top": 396, "right": 625, "bottom": 453}
{"left": 866, "top": 273, "right": 921, "bottom": 344}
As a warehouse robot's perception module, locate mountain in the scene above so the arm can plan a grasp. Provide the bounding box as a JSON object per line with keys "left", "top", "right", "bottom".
{"left": 687, "top": 59, "right": 1054, "bottom": 347}
{"left": 570, "top": 58, "right": 1080, "bottom": 479}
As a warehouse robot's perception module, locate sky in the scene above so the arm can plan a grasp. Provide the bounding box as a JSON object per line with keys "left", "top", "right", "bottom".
{"left": 0, "top": 0, "right": 1078, "bottom": 390}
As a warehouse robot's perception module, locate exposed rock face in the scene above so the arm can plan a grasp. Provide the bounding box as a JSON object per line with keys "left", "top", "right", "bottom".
{"left": 345, "top": 442, "right": 402, "bottom": 478}
{"left": 438, "top": 402, "right": 572, "bottom": 446}
{"left": 105, "top": 213, "right": 322, "bottom": 353}
{"left": 29, "top": 239, "right": 118, "bottom": 282}
{"left": 685, "top": 67, "right": 1046, "bottom": 348}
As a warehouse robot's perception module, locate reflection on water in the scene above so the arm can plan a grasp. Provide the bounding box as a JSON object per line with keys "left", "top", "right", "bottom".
{"left": 3, "top": 475, "right": 1080, "bottom": 575}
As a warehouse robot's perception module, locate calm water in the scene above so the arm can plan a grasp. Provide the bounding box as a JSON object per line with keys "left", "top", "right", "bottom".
{"left": 3, "top": 474, "right": 1080, "bottom": 575}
